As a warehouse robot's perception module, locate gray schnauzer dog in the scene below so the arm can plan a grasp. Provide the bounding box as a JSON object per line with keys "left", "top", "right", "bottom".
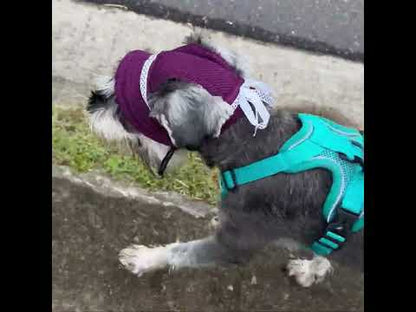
{"left": 87, "top": 34, "right": 363, "bottom": 288}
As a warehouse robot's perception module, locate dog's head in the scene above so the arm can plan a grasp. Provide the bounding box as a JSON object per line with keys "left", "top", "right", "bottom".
{"left": 87, "top": 34, "right": 271, "bottom": 175}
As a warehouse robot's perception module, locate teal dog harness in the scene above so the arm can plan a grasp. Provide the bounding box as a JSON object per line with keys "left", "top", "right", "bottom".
{"left": 220, "top": 114, "right": 364, "bottom": 256}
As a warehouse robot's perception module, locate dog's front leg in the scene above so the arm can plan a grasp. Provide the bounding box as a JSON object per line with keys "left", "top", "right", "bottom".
{"left": 119, "top": 235, "right": 246, "bottom": 277}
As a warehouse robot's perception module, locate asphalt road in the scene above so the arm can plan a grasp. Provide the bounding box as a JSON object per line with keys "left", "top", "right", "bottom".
{"left": 80, "top": 0, "right": 364, "bottom": 62}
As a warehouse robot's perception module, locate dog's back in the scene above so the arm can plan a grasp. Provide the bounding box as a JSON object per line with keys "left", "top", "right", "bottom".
{"left": 200, "top": 110, "right": 363, "bottom": 271}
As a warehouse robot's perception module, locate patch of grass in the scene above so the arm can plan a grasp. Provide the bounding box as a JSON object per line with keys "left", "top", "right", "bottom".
{"left": 52, "top": 105, "right": 219, "bottom": 205}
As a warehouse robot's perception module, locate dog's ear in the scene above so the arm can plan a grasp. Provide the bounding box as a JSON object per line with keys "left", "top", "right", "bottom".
{"left": 149, "top": 80, "right": 234, "bottom": 150}
{"left": 87, "top": 76, "right": 188, "bottom": 173}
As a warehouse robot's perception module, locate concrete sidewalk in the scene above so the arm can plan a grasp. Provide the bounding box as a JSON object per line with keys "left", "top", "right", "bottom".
{"left": 53, "top": 0, "right": 363, "bottom": 128}
{"left": 81, "top": 0, "right": 364, "bottom": 62}
{"left": 52, "top": 166, "right": 364, "bottom": 312}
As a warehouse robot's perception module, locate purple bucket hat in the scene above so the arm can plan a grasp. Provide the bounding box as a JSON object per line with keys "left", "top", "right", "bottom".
{"left": 115, "top": 43, "right": 272, "bottom": 146}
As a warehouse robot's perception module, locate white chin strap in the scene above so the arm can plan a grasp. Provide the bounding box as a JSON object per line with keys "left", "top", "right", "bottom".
{"left": 232, "top": 79, "right": 275, "bottom": 136}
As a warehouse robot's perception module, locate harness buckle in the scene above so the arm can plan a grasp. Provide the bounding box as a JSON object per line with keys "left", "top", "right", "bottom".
{"left": 312, "top": 205, "right": 361, "bottom": 255}
{"left": 338, "top": 152, "right": 364, "bottom": 168}
{"left": 327, "top": 205, "right": 360, "bottom": 239}
{"left": 221, "top": 169, "right": 238, "bottom": 192}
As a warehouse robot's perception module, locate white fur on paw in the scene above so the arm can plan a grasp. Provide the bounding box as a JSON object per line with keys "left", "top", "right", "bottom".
{"left": 119, "top": 244, "right": 169, "bottom": 277}
{"left": 286, "top": 256, "right": 333, "bottom": 287}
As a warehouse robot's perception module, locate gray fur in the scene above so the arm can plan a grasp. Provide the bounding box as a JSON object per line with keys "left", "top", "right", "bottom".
{"left": 87, "top": 79, "right": 187, "bottom": 174}
{"left": 148, "top": 80, "right": 234, "bottom": 150}
{"left": 199, "top": 110, "right": 363, "bottom": 271}
{"left": 146, "top": 110, "right": 363, "bottom": 274}
{"left": 87, "top": 34, "right": 363, "bottom": 281}
{"left": 168, "top": 236, "right": 252, "bottom": 269}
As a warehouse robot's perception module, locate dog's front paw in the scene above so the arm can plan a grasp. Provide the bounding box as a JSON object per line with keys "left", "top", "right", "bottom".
{"left": 286, "top": 256, "right": 333, "bottom": 287}
{"left": 119, "top": 244, "right": 169, "bottom": 277}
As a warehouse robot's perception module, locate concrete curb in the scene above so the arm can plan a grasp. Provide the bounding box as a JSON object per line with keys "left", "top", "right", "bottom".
{"left": 53, "top": 165, "right": 217, "bottom": 218}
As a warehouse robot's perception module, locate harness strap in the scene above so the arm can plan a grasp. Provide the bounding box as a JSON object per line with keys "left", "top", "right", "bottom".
{"left": 221, "top": 150, "right": 312, "bottom": 191}
{"left": 343, "top": 168, "right": 364, "bottom": 216}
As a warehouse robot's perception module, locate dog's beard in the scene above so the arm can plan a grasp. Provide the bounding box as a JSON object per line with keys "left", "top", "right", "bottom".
{"left": 88, "top": 74, "right": 190, "bottom": 175}
{"left": 87, "top": 91, "right": 188, "bottom": 175}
